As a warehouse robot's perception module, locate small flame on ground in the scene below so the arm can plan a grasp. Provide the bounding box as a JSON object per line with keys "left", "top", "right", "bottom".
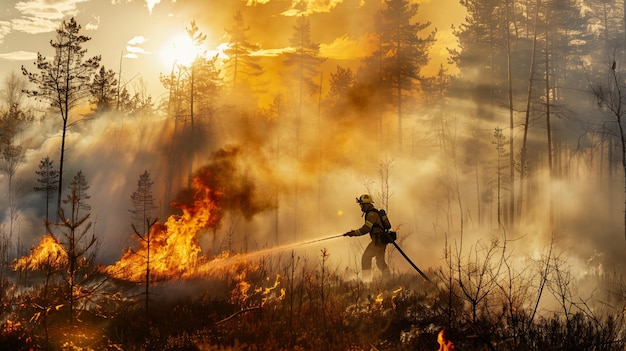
{"left": 13, "top": 235, "right": 67, "bottom": 271}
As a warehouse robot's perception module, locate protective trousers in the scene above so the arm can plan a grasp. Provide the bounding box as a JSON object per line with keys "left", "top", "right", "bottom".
{"left": 362, "top": 241, "right": 389, "bottom": 276}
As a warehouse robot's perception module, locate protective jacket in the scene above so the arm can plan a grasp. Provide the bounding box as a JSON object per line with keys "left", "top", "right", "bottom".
{"left": 348, "top": 203, "right": 385, "bottom": 246}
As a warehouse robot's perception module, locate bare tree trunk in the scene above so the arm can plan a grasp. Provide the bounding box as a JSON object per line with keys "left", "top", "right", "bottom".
{"left": 189, "top": 66, "right": 195, "bottom": 189}
{"left": 475, "top": 160, "right": 481, "bottom": 227}
{"left": 317, "top": 71, "right": 323, "bottom": 223}
{"left": 397, "top": 26, "right": 403, "bottom": 153}
{"left": 517, "top": 0, "right": 541, "bottom": 218}
{"left": 116, "top": 51, "right": 122, "bottom": 111}
{"left": 506, "top": 0, "right": 516, "bottom": 230}
{"left": 593, "top": 63, "right": 626, "bottom": 247}
{"left": 545, "top": 1, "right": 554, "bottom": 227}
{"left": 612, "top": 71, "right": 626, "bottom": 246}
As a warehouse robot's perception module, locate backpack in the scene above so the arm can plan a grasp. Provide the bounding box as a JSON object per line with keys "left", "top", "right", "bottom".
{"left": 378, "top": 209, "right": 392, "bottom": 230}
{"left": 368, "top": 209, "right": 396, "bottom": 244}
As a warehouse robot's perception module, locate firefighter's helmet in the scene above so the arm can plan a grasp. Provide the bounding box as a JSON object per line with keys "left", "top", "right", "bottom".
{"left": 356, "top": 194, "right": 374, "bottom": 204}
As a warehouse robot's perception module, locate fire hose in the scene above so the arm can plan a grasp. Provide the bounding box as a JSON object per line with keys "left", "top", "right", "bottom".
{"left": 311, "top": 233, "right": 431, "bottom": 282}
{"left": 382, "top": 232, "right": 431, "bottom": 282}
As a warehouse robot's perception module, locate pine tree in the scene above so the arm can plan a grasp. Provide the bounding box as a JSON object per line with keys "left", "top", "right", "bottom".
{"left": 49, "top": 170, "right": 97, "bottom": 324}
{"left": 325, "top": 65, "right": 355, "bottom": 118}
{"left": 22, "top": 18, "right": 101, "bottom": 218}
{"left": 0, "top": 76, "right": 31, "bottom": 250}
{"left": 283, "top": 15, "right": 326, "bottom": 103}
{"left": 89, "top": 65, "right": 118, "bottom": 113}
{"left": 67, "top": 170, "right": 91, "bottom": 218}
{"left": 374, "top": 0, "right": 435, "bottom": 152}
{"left": 34, "top": 156, "right": 59, "bottom": 221}
{"left": 160, "top": 21, "right": 222, "bottom": 192}
{"left": 129, "top": 170, "right": 158, "bottom": 313}
{"left": 130, "top": 170, "right": 157, "bottom": 236}
{"left": 282, "top": 15, "right": 326, "bottom": 238}
{"left": 223, "top": 11, "right": 264, "bottom": 93}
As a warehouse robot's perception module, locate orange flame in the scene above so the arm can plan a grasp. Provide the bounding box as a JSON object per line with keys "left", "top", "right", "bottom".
{"left": 230, "top": 273, "right": 284, "bottom": 308}
{"left": 107, "top": 147, "right": 273, "bottom": 283}
{"left": 13, "top": 235, "right": 67, "bottom": 272}
{"left": 375, "top": 292, "right": 384, "bottom": 304}
{"left": 106, "top": 175, "right": 222, "bottom": 282}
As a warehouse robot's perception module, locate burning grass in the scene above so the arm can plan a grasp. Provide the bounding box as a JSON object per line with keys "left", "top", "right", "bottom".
{"left": 3, "top": 250, "right": 626, "bottom": 350}
{"left": 3, "top": 170, "right": 625, "bottom": 350}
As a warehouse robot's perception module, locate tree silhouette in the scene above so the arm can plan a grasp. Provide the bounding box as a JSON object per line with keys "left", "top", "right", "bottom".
{"left": 47, "top": 170, "right": 97, "bottom": 324}
{"left": 491, "top": 127, "right": 510, "bottom": 228}
{"left": 22, "top": 17, "right": 101, "bottom": 218}
{"left": 0, "top": 74, "right": 31, "bottom": 254}
{"left": 160, "top": 21, "right": 222, "bottom": 193}
{"left": 89, "top": 65, "right": 118, "bottom": 113}
{"left": 223, "top": 11, "right": 264, "bottom": 97}
{"left": 34, "top": 156, "right": 59, "bottom": 222}
{"left": 129, "top": 170, "right": 158, "bottom": 314}
{"left": 592, "top": 60, "right": 626, "bottom": 246}
{"left": 283, "top": 15, "right": 326, "bottom": 105}
{"left": 325, "top": 65, "right": 355, "bottom": 119}
{"left": 130, "top": 170, "right": 157, "bottom": 234}
{"left": 374, "top": 0, "right": 435, "bottom": 153}
{"left": 283, "top": 15, "right": 326, "bottom": 238}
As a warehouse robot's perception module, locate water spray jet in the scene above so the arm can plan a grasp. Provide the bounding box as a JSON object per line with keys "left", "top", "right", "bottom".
{"left": 237, "top": 233, "right": 345, "bottom": 258}
{"left": 199, "top": 233, "right": 432, "bottom": 283}
{"left": 192, "top": 234, "right": 346, "bottom": 275}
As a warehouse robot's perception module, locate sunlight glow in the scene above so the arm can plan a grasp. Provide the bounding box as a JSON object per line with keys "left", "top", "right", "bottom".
{"left": 160, "top": 35, "right": 203, "bottom": 68}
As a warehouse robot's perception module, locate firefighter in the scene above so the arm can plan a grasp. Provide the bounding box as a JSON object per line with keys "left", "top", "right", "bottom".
{"left": 343, "top": 194, "right": 389, "bottom": 280}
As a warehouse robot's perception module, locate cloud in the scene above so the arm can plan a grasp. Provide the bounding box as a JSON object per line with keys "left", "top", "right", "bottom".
{"left": 126, "top": 45, "right": 149, "bottom": 54}
{"left": 124, "top": 35, "right": 150, "bottom": 59}
{"left": 85, "top": 15, "right": 100, "bottom": 30}
{"left": 0, "top": 50, "right": 37, "bottom": 61}
{"left": 11, "top": 18, "right": 58, "bottom": 34}
{"left": 0, "top": 21, "right": 10, "bottom": 43}
{"left": 127, "top": 35, "right": 147, "bottom": 45}
{"left": 281, "top": 0, "right": 344, "bottom": 16}
{"left": 319, "top": 34, "right": 373, "bottom": 60}
{"left": 12, "top": 0, "right": 90, "bottom": 34}
{"left": 246, "top": 0, "right": 271, "bottom": 4}
{"left": 251, "top": 47, "right": 291, "bottom": 57}
{"left": 146, "top": 0, "right": 161, "bottom": 14}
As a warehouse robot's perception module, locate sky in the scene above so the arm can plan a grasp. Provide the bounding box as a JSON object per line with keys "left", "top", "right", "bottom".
{"left": 0, "top": 0, "right": 465, "bottom": 99}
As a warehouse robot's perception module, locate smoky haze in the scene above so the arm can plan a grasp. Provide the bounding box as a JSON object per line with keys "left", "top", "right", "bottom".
{"left": 1, "top": 0, "right": 624, "bottom": 294}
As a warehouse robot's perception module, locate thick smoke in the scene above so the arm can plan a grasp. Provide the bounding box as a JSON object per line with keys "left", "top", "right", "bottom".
{"left": 174, "top": 146, "right": 276, "bottom": 225}
{"left": 1, "top": 1, "right": 624, "bottom": 305}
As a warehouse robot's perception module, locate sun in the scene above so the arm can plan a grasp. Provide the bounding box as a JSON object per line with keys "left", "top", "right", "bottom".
{"left": 160, "top": 34, "right": 203, "bottom": 68}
